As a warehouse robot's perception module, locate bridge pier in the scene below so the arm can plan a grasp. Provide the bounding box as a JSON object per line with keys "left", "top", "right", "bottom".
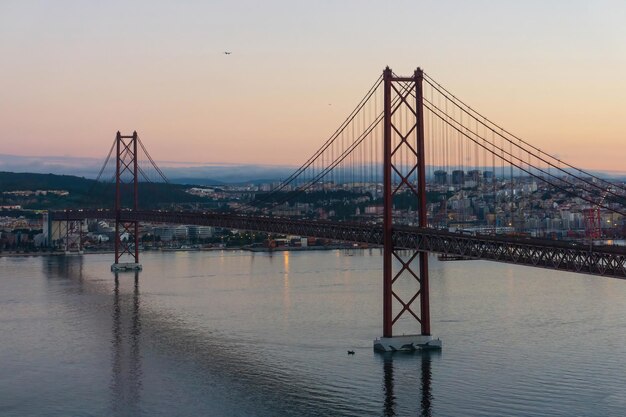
{"left": 374, "top": 335, "right": 442, "bottom": 352}
{"left": 111, "top": 263, "right": 143, "bottom": 272}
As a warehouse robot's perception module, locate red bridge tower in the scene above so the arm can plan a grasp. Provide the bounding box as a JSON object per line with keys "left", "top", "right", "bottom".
{"left": 111, "top": 131, "right": 142, "bottom": 272}
{"left": 374, "top": 68, "right": 441, "bottom": 351}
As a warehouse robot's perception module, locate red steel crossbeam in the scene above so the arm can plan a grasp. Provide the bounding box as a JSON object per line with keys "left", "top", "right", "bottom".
{"left": 382, "top": 67, "right": 430, "bottom": 337}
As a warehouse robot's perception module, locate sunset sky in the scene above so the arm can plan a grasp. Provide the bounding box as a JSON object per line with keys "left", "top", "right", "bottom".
{"left": 1, "top": 1, "right": 626, "bottom": 171}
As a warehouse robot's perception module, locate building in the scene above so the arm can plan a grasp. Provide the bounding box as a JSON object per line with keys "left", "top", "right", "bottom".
{"left": 452, "top": 170, "right": 465, "bottom": 186}
{"left": 188, "top": 226, "right": 214, "bottom": 240}
{"left": 467, "top": 170, "right": 481, "bottom": 183}
{"left": 434, "top": 170, "right": 448, "bottom": 185}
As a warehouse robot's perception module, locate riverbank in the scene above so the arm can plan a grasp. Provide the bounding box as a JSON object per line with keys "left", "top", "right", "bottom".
{"left": 244, "top": 244, "right": 368, "bottom": 252}
{"left": 0, "top": 245, "right": 372, "bottom": 258}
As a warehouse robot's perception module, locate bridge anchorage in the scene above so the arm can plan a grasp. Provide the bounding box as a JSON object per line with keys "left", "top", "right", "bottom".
{"left": 373, "top": 67, "right": 441, "bottom": 352}
{"left": 111, "top": 131, "right": 142, "bottom": 272}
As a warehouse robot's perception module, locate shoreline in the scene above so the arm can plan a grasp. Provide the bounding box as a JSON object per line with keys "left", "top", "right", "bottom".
{"left": 0, "top": 245, "right": 372, "bottom": 258}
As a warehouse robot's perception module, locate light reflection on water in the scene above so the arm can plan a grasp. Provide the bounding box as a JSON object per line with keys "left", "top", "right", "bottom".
{"left": 110, "top": 272, "right": 142, "bottom": 416}
{"left": 1, "top": 251, "right": 626, "bottom": 416}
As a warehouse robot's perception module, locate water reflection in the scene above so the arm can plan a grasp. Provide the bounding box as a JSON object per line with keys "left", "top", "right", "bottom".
{"left": 283, "top": 252, "right": 291, "bottom": 316}
{"left": 420, "top": 353, "right": 433, "bottom": 417}
{"left": 382, "top": 352, "right": 436, "bottom": 417}
{"left": 382, "top": 355, "right": 396, "bottom": 416}
{"left": 110, "top": 272, "right": 143, "bottom": 416}
{"left": 44, "top": 255, "right": 85, "bottom": 291}
{"left": 21, "top": 251, "right": 626, "bottom": 416}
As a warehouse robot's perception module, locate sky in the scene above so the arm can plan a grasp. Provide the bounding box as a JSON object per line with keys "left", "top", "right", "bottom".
{"left": 1, "top": 0, "right": 626, "bottom": 171}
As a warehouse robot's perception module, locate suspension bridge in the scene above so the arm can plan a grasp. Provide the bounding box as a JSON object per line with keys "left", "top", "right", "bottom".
{"left": 48, "top": 67, "right": 626, "bottom": 351}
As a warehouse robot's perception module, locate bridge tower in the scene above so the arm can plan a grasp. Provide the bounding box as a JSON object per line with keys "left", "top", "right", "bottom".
{"left": 111, "top": 131, "right": 142, "bottom": 272}
{"left": 374, "top": 67, "right": 441, "bottom": 351}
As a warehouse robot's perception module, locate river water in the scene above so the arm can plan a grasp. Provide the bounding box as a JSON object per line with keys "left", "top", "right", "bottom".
{"left": 1, "top": 250, "right": 626, "bottom": 416}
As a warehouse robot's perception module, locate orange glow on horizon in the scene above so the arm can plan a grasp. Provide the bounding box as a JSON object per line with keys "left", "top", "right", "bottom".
{"left": 1, "top": 2, "right": 625, "bottom": 173}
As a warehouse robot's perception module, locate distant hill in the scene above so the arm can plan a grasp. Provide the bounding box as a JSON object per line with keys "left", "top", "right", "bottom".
{"left": 0, "top": 154, "right": 295, "bottom": 185}
{"left": 0, "top": 172, "right": 210, "bottom": 210}
{"left": 0, "top": 172, "right": 95, "bottom": 193}
{"left": 2, "top": 153, "right": 624, "bottom": 186}
{"left": 167, "top": 177, "right": 224, "bottom": 186}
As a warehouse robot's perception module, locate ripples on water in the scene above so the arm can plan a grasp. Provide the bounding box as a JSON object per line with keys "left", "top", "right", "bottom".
{"left": 1, "top": 250, "right": 626, "bottom": 416}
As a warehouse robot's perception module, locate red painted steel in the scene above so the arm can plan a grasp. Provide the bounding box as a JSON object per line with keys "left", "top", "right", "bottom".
{"left": 113, "top": 131, "right": 140, "bottom": 265}
{"left": 383, "top": 67, "right": 393, "bottom": 337}
{"left": 51, "top": 208, "right": 626, "bottom": 279}
{"left": 415, "top": 68, "right": 430, "bottom": 336}
{"left": 133, "top": 132, "right": 139, "bottom": 262}
{"left": 382, "top": 67, "right": 431, "bottom": 337}
{"left": 114, "top": 132, "right": 121, "bottom": 261}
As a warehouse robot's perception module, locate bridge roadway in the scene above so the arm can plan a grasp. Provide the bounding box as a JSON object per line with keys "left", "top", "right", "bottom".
{"left": 51, "top": 209, "right": 626, "bottom": 279}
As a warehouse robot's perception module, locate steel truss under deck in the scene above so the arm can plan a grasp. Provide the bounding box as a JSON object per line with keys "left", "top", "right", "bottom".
{"left": 51, "top": 210, "right": 626, "bottom": 279}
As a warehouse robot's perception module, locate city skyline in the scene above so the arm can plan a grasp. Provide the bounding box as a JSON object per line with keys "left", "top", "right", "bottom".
{"left": 2, "top": 1, "right": 626, "bottom": 172}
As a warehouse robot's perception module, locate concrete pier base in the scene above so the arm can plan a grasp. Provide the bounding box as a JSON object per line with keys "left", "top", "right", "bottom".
{"left": 111, "top": 263, "right": 143, "bottom": 272}
{"left": 373, "top": 334, "right": 442, "bottom": 352}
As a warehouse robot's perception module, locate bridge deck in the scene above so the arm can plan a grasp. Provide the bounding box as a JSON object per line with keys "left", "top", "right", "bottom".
{"left": 50, "top": 209, "right": 626, "bottom": 279}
